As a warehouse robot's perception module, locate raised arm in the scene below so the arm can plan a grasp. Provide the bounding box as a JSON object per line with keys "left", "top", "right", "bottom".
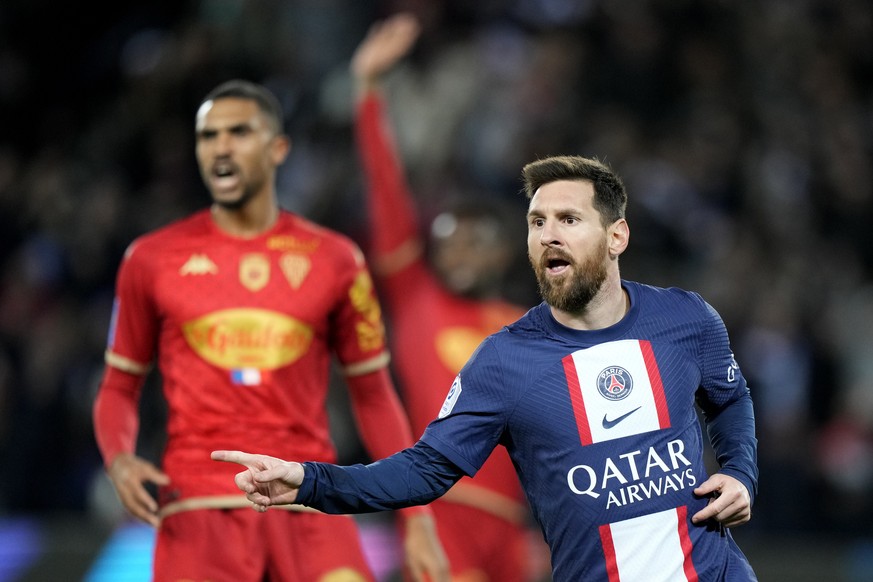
{"left": 351, "top": 13, "right": 424, "bottom": 277}
{"left": 351, "top": 12, "right": 420, "bottom": 99}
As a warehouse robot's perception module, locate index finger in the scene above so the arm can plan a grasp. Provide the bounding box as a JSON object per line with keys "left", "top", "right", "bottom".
{"left": 211, "top": 450, "right": 254, "bottom": 466}
{"left": 691, "top": 499, "right": 722, "bottom": 524}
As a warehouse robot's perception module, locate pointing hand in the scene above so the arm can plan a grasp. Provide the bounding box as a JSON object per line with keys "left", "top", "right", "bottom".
{"left": 211, "top": 450, "right": 304, "bottom": 511}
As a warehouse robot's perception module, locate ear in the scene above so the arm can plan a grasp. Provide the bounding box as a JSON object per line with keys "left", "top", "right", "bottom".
{"left": 608, "top": 218, "right": 629, "bottom": 258}
{"left": 271, "top": 135, "right": 291, "bottom": 165}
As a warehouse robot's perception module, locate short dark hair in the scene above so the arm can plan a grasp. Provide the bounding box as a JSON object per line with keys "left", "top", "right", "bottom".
{"left": 200, "top": 79, "right": 284, "bottom": 135}
{"left": 521, "top": 155, "right": 627, "bottom": 226}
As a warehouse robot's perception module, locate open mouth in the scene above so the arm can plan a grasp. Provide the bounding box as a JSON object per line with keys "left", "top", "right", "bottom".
{"left": 544, "top": 255, "right": 571, "bottom": 275}
{"left": 212, "top": 161, "right": 239, "bottom": 190}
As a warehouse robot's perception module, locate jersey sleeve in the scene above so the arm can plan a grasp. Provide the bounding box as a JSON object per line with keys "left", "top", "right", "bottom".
{"left": 92, "top": 366, "right": 145, "bottom": 467}
{"left": 696, "top": 299, "right": 747, "bottom": 408}
{"left": 92, "top": 242, "right": 159, "bottom": 466}
{"left": 695, "top": 298, "right": 759, "bottom": 501}
{"left": 355, "top": 91, "right": 422, "bottom": 271}
{"left": 103, "top": 242, "right": 160, "bottom": 371}
{"left": 346, "top": 368, "right": 416, "bottom": 458}
{"left": 419, "top": 338, "right": 510, "bottom": 476}
{"left": 704, "top": 390, "right": 758, "bottom": 503}
{"left": 327, "top": 243, "right": 391, "bottom": 375}
{"left": 296, "top": 441, "right": 464, "bottom": 514}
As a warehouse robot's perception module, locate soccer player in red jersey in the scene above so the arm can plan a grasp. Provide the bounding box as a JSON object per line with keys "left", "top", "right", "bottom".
{"left": 350, "top": 15, "right": 545, "bottom": 582}
{"left": 92, "top": 79, "right": 449, "bottom": 582}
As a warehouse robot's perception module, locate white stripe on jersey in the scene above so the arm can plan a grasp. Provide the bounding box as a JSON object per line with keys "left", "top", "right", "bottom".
{"left": 565, "top": 339, "right": 670, "bottom": 445}
{"left": 600, "top": 507, "right": 696, "bottom": 582}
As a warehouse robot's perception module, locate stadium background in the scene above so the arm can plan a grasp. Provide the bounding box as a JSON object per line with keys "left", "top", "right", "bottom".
{"left": 1, "top": 0, "right": 872, "bottom": 580}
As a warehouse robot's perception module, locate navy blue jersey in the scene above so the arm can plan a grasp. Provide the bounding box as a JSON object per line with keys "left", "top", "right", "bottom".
{"left": 420, "top": 280, "right": 757, "bottom": 581}
{"left": 297, "top": 280, "right": 758, "bottom": 581}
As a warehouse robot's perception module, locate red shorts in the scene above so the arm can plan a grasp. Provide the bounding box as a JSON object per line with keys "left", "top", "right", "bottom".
{"left": 153, "top": 507, "right": 375, "bottom": 582}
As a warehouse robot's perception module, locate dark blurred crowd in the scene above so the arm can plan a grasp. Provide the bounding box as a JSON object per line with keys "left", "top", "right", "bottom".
{"left": 1, "top": 0, "right": 872, "bottom": 543}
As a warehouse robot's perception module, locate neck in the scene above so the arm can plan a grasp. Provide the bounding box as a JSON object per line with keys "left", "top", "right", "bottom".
{"left": 549, "top": 276, "right": 628, "bottom": 331}
{"left": 210, "top": 196, "right": 279, "bottom": 238}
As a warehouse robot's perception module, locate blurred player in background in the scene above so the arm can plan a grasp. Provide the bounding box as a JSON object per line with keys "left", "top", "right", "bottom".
{"left": 92, "top": 79, "right": 449, "bottom": 582}
{"left": 213, "top": 154, "right": 759, "bottom": 582}
{"left": 351, "top": 13, "right": 544, "bottom": 582}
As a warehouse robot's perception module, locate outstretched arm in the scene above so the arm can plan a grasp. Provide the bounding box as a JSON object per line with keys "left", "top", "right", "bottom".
{"left": 212, "top": 440, "right": 464, "bottom": 513}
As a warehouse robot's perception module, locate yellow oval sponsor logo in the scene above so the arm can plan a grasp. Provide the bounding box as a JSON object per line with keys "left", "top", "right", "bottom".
{"left": 182, "top": 308, "right": 313, "bottom": 369}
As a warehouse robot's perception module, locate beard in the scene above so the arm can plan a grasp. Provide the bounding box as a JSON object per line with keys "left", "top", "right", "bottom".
{"left": 530, "top": 238, "right": 608, "bottom": 313}
{"left": 212, "top": 185, "right": 256, "bottom": 211}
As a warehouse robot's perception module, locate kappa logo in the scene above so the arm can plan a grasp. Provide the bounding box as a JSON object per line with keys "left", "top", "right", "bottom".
{"left": 179, "top": 253, "right": 218, "bottom": 276}
{"left": 597, "top": 366, "right": 633, "bottom": 401}
{"left": 602, "top": 406, "right": 642, "bottom": 429}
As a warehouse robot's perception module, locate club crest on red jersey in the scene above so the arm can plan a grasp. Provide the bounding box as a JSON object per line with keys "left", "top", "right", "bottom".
{"left": 280, "top": 253, "right": 311, "bottom": 289}
{"left": 240, "top": 253, "right": 270, "bottom": 291}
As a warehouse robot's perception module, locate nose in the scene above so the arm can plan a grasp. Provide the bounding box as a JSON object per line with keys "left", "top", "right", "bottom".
{"left": 213, "top": 131, "right": 233, "bottom": 155}
{"left": 539, "top": 220, "right": 561, "bottom": 247}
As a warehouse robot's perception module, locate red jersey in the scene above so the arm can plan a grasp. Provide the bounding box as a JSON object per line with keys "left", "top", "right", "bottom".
{"left": 94, "top": 209, "right": 401, "bottom": 506}
{"left": 356, "top": 94, "right": 528, "bottom": 516}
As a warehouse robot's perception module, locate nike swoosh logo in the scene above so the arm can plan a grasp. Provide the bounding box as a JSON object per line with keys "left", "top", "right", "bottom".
{"left": 602, "top": 406, "right": 642, "bottom": 429}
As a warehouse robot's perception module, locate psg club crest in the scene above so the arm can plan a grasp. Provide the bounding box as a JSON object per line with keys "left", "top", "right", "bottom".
{"left": 597, "top": 366, "right": 633, "bottom": 401}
